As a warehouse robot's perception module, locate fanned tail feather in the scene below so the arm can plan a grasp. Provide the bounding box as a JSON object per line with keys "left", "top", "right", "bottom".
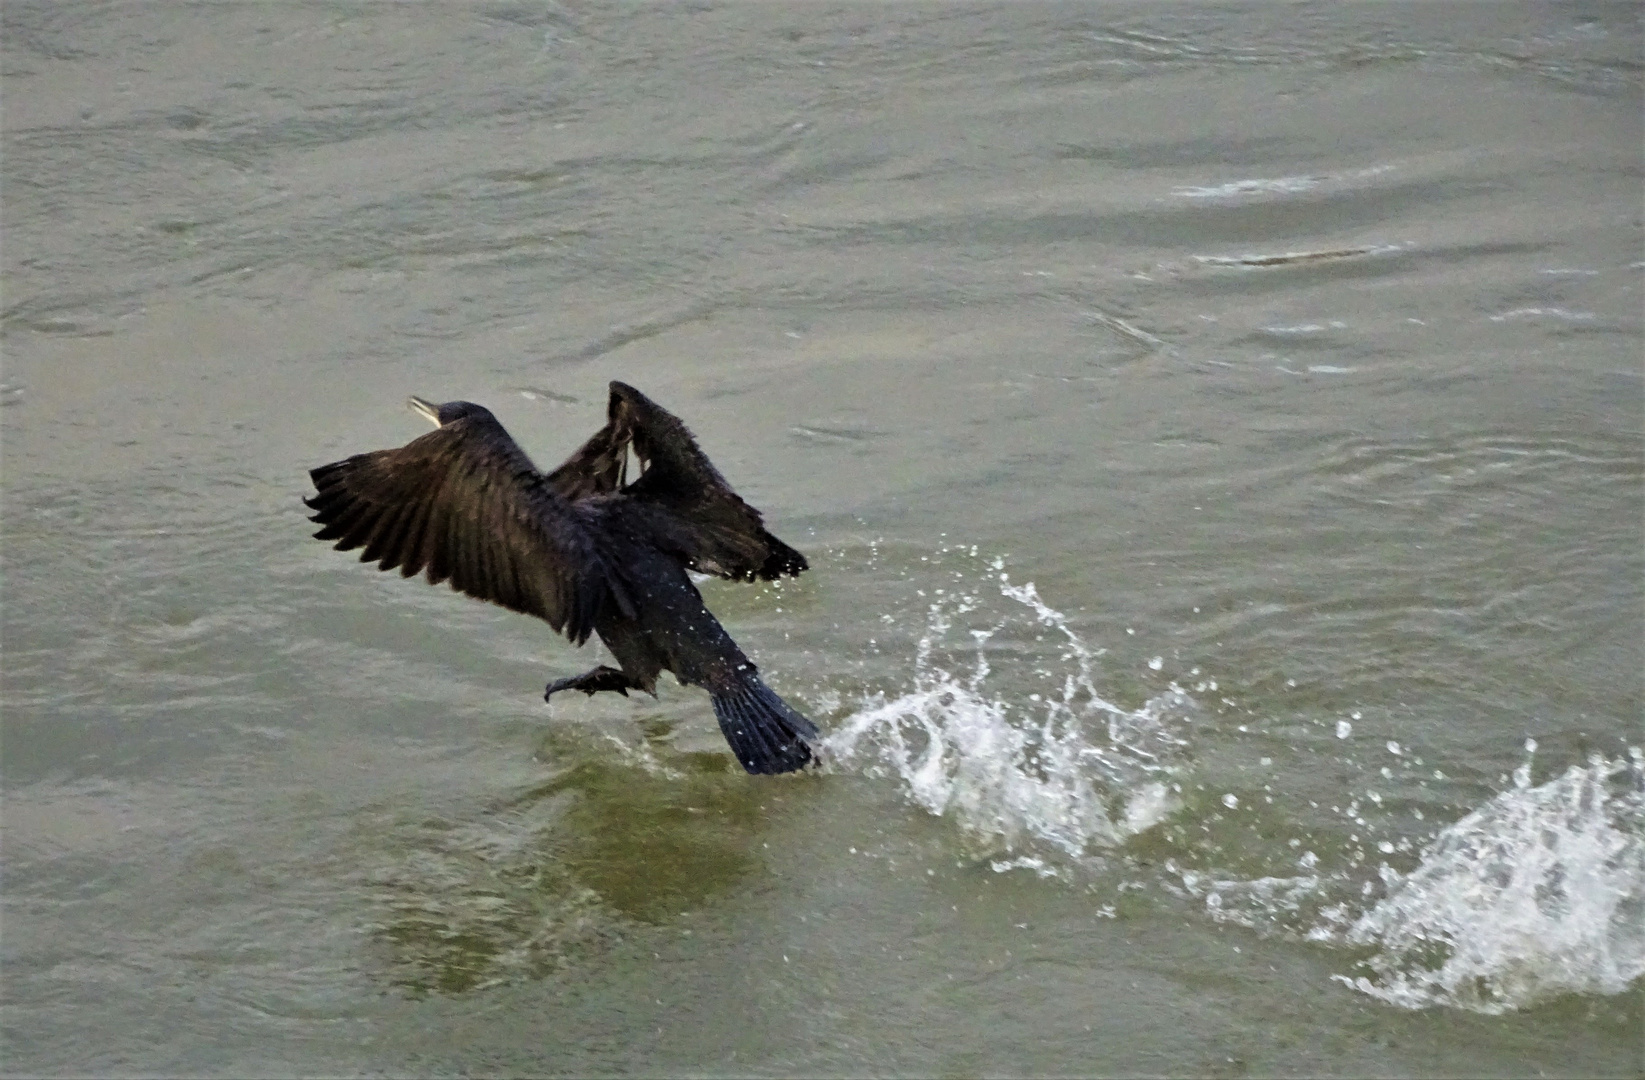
{"left": 710, "top": 678, "right": 819, "bottom": 775}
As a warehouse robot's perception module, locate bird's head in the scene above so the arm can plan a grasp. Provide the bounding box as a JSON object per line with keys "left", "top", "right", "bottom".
{"left": 408, "top": 397, "right": 495, "bottom": 428}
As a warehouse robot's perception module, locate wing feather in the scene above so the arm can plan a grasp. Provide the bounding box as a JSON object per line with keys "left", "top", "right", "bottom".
{"left": 394, "top": 494, "right": 434, "bottom": 578}
{"left": 359, "top": 497, "right": 410, "bottom": 566}
{"left": 546, "top": 382, "right": 809, "bottom": 582}
{"left": 426, "top": 487, "right": 456, "bottom": 586}
{"left": 305, "top": 412, "right": 614, "bottom": 644}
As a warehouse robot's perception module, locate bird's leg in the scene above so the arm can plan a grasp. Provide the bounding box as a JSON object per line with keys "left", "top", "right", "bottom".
{"left": 544, "top": 664, "right": 643, "bottom": 701}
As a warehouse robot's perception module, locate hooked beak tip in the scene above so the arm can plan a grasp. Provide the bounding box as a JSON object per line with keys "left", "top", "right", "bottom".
{"left": 407, "top": 396, "right": 440, "bottom": 426}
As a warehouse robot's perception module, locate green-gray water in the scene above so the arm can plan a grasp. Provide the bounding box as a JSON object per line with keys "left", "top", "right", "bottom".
{"left": 4, "top": 3, "right": 1641, "bottom": 1075}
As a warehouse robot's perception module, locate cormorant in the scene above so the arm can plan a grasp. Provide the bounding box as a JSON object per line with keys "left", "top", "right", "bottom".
{"left": 304, "top": 381, "right": 818, "bottom": 774}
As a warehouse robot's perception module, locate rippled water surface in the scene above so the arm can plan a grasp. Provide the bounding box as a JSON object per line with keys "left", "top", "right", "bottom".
{"left": 4, "top": 3, "right": 1641, "bottom": 1076}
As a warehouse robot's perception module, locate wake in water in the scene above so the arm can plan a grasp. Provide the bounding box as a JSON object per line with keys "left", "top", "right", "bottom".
{"left": 821, "top": 550, "right": 1643, "bottom": 1013}
{"left": 823, "top": 563, "right": 1197, "bottom": 863}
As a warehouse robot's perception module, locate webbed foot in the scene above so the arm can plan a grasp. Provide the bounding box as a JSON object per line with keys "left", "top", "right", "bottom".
{"left": 545, "top": 665, "right": 638, "bottom": 701}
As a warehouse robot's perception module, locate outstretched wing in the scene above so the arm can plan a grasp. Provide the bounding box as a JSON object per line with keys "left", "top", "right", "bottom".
{"left": 305, "top": 413, "right": 623, "bottom": 644}
{"left": 546, "top": 381, "right": 808, "bottom": 581}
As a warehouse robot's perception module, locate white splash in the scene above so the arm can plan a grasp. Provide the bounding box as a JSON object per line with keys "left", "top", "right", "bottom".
{"left": 1177, "top": 869, "right": 1327, "bottom": 933}
{"left": 1334, "top": 752, "right": 1645, "bottom": 1013}
{"left": 818, "top": 551, "right": 1644, "bottom": 1015}
{"left": 825, "top": 577, "right": 1194, "bottom": 860}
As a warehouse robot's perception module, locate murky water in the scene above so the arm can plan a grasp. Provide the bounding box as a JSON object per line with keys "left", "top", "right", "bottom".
{"left": 4, "top": 3, "right": 1641, "bottom": 1075}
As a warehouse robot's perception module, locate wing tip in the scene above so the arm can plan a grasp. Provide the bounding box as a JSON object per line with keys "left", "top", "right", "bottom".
{"left": 755, "top": 534, "right": 809, "bottom": 580}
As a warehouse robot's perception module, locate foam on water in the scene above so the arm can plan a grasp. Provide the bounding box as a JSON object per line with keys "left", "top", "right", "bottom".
{"left": 823, "top": 555, "right": 1643, "bottom": 1013}
{"left": 824, "top": 573, "right": 1194, "bottom": 861}
{"left": 1333, "top": 750, "right": 1645, "bottom": 1013}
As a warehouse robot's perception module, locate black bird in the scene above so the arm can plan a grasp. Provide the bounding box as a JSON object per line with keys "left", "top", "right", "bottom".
{"left": 304, "top": 381, "right": 818, "bottom": 774}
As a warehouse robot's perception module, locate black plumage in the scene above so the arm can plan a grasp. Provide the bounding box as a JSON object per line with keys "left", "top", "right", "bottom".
{"left": 305, "top": 382, "right": 818, "bottom": 775}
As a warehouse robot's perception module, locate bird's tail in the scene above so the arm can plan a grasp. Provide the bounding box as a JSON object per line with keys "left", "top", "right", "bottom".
{"left": 710, "top": 677, "right": 819, "bottom": 775}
